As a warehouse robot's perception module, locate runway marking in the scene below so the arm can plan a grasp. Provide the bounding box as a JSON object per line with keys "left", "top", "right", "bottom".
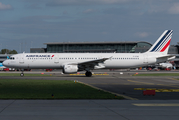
{"left": 127, "top": 80, "right": 154, "bottom": 85}
{"left": 134, "top": 88, "right": 179, "bottom": 92}
{"left": 78, "top": 81, "right": 138, "bottom": 100}
{"left": 133, "top": 104, "right": 179, "bottom": 106}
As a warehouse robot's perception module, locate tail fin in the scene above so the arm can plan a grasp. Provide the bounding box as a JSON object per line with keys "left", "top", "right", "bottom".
{"left": 147, "top": 30, "right": 173, "bottom": 54}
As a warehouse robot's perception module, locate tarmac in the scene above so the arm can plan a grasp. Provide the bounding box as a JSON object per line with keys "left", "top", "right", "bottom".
{"left": 1, "top": 100, "right": 179, "bottom": 120}
{"left": 1, "top": 70, "right": 179, "bottom": 120}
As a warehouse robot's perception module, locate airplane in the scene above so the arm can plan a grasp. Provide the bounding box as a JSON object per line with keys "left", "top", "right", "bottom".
{"left": 0, "top": 63, "right": 6, "bottom": 70}
{"left": 3, "top": 30, "right": 174, "bottom": 77}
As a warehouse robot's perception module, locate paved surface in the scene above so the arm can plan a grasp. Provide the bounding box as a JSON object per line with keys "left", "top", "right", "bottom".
{"left": 2, "top": 71, "right": 179, "bottom": 100}
{"left": 77, "top": 76, "right": 179, "bottom": 100}
{"left": 1, "top": 71, "right": 179, "bottom": 119}
{"left": 1, "top": 100, "right": 179, "bottom": 120}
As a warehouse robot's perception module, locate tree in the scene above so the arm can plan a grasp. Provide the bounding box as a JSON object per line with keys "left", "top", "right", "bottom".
{"left": 0, "top": 49, "right": 18, "bottom": 54}
{"left": 9, "top": 50, "right": 18, "bottom": 54}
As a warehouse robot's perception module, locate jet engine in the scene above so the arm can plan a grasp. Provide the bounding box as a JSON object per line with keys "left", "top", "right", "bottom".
{"left": 62, "top": 64, "right": 78, "bottom": 74}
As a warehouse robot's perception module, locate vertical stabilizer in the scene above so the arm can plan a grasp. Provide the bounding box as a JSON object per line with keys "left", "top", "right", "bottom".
{"left": 147, "top": 30, "right": 173, "bottom": 55}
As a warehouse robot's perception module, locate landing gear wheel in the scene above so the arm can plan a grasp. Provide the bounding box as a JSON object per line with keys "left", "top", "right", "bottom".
{"left": 20, "top": 73, "right": 24, "bottom": 77}
{"left": 85, "top": 71, "right": 92, "bottom": 77}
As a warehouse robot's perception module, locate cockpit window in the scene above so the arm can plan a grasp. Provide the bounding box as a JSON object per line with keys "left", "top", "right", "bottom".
{"left": 10, "top": 57, "right": 15, "bottom": 60}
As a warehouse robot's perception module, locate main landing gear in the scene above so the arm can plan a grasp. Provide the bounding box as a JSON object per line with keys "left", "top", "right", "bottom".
{"left": 85, "top": 71, "right": 92, "bottom": 77}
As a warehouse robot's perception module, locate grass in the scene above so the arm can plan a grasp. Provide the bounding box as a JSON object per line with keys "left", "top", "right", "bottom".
{"left": 0, "top": 79, "right": 124, "bottom": 99}
{"left": 133, "top": 73, "right": 179, "bottom": 76}
{"left": 0, "top": 73, "right": 51, "bottom": 77}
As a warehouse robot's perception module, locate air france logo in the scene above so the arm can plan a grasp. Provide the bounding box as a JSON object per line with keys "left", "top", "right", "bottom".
{"left": 26, "top": 55, "right": 54, "bottom": 57}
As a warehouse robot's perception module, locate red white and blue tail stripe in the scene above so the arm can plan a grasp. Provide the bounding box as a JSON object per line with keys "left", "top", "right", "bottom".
{"left": 147, "top": 30, "right": 173, "bottom": 53}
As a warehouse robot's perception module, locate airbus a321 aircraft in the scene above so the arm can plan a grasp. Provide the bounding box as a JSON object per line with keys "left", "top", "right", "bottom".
{"left": 3, "top": 30, "right": 174, "bottom": 77}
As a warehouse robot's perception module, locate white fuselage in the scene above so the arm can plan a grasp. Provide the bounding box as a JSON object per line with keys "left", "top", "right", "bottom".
{"left": 3, "top": 53, "right": 159, "bottom": 69}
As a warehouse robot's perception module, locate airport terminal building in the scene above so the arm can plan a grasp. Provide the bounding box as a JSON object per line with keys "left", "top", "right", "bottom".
{"left": 31, "top": 41, "right": 153, "bottom": 53}
{"left": 30, "top": 41, "right": 179, "bottom": 54}
{"left": 0, "top": 55, "right": 9, "bottom": 62}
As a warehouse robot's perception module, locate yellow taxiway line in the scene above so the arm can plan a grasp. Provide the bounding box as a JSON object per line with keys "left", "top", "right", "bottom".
{"left": 127, "top": 80, "right": 154, "bottom": 85}
{"left": 134, "top": 88, "right": 179, "bottom": 92}
{"left": 70, "top": 74, "right": 109, "bottom": 76}
{"left": 133, "top": 104, "right": 179, "bottom": 106}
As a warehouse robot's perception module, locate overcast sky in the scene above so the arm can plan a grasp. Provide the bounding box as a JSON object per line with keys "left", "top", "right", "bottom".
{"left": 0, "top": 0, "right": 179, "bottom": 53}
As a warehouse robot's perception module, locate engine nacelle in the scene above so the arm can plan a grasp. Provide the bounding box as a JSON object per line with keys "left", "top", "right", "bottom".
{"left": 62, "top": 65, "right": 78, "bottom": 74}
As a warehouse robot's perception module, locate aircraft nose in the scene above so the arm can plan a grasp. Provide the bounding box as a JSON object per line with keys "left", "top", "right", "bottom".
{"left": 2, "top": 60, "right": 8, "bottom": 67}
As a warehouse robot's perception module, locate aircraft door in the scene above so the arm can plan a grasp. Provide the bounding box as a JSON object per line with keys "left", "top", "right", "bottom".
{"left": 143, "top": 55, "right": 148, "bottom": 63}
{"left": 19, "top": 54, "right": 24, "bottom": 64}
{"left": 54, "top": 55, "right": 59, "bottom": 63}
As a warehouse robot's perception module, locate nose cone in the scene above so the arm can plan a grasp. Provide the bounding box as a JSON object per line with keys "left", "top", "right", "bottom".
{"left": 2, "top": 60, "right": 8, "bottom": 67}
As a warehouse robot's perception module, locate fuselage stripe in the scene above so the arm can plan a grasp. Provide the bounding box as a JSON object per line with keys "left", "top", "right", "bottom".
{"left": 154, "top": 32, "right": 172, "bottom": 52}
{"left": 160, "top": 39, "right": 171, "bottom": 52}
{"left": 150, "top": 30, "right": 172, "bottom": 52}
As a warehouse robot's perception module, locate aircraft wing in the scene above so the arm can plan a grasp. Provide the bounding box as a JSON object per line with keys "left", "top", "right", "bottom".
{"left": 78, "top": 57, "right": 111, "bottom": 70}
{"left": 68, "top": 57, "right": 111, "bottom": 70}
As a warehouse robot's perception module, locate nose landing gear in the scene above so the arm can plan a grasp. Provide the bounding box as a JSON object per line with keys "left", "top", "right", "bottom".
{"left": 20, "top": 69, "right": 24, "bottom": 77}
{"left": 20, "top": 73, "right": 24, "bottom": 77}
